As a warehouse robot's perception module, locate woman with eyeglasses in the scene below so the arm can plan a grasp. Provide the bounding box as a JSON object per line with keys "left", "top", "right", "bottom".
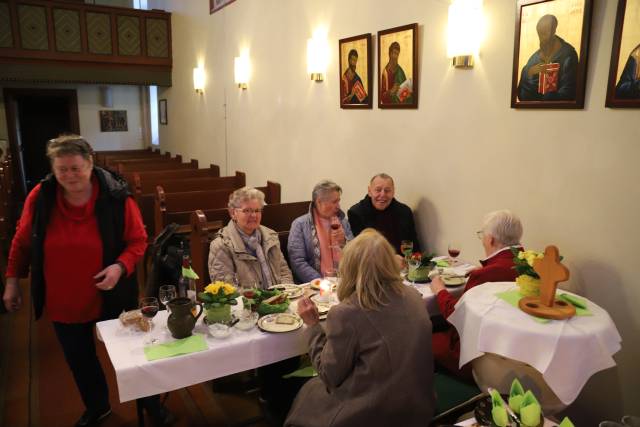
{"left": 208, "top": 187, "right": 293, "bottom": 288}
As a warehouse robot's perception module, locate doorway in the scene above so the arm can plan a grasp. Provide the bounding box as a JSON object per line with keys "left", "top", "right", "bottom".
{"left": 3, "top": 89, "right": 80, "bottom": 199}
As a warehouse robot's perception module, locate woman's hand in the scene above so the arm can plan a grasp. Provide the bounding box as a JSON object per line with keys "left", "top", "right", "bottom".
{"left": 330, "top": 227, "right": 346, "bottom": 247}
{"left": 297, "top": 297, "right": 320, "bottom": 326}
{"left": 3, "top": 278, "right": 22, "bottom": 312}
{"left": 94, "top": 263, "right": 125, "bottom": 290}
{"left": 430, "top": 275, "right": 446, "bottom": 295}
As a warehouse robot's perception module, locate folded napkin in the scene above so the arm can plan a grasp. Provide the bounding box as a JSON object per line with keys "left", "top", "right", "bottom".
{"left": 559, "top": 293, "right": 587, "bottom": 309}
{"left": 282, "top": 366, "right": 318, "bottom": 378}
{"left": 559, "top": 416, "right": 575, "bottom": 427}
{"left": 496, "top": 290, "right": 593, "bottom": 323}
{"left": 520, "top": 390, "right": 541, "bottom": 427}
{"left": 144, "top": 334, "right": 208, "bottom": 361}
{"left": 490, "top": 389, "right": 509, "bottom": 427}
{"left": 508, "top": 378, "right": 525, "bottom": 414}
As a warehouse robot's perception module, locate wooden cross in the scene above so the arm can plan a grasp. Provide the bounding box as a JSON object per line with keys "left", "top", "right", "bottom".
{"left": 533, "top": 245, "right": 570, "bottom": 307}
{"left": 518, "top": 245, "right": 575, "bottom": 320}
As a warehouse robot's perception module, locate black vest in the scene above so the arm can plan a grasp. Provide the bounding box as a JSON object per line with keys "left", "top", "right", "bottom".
{"left": 30, "top": 167, "right": 139, "bottom": 320}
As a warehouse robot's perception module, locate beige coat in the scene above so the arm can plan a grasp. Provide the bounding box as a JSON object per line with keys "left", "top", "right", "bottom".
{"left": 208, "top": 221, "right": 293, "bottom": 287}
{"left": 285, "top": 287, "right": 435, "bottom": 427}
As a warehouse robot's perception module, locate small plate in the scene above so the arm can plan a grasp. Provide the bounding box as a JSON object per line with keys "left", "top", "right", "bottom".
{"left": 257, "top": 313, "right": 303, "bottom": 333}
{"left": 268, "top": 284, "right": 304, "bottom": 299}
{"left": 442, "top": 276, "right": 466, "bottom": 287}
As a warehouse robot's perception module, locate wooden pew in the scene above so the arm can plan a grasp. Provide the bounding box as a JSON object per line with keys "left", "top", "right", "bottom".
{"left": 117, "top": 158, "right": 198, "bottom": 174}
{"left": 154, "top": 181, "right": 281, "bottom": 237}
{"left": 103, "top": 151, "right": 169, "bottom": 170}
{"left": 189, "top": 200, "right": 309, "bottom": 289}
{"left": 135, "top": 172, "right": 246, "bottom": 236}
{"left": 94, "top": 147, "right": 156, "bottom": 167}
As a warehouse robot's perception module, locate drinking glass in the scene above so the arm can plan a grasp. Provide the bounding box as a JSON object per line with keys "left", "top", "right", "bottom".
{"left": 140, "top": 297, "right": 159, "bottom": 345}
{"left": 448, "top": 242, "right": 461, "bottom": 264}
{"left": 400, "top": 240, "right": 414, "bottom": 259}
{"left": 159, "top": 285, "right": 177, "bottom": 313}
{"left": 407, "top": 258, "right": 421, "bottom": 287}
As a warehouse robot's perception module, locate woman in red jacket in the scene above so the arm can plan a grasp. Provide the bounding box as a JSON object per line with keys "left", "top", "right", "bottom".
{"left": 430, "top": 210, "right": 523, "bottom": 380}
{"left": 2, "top": 135, "right": 149, "bottom": 426}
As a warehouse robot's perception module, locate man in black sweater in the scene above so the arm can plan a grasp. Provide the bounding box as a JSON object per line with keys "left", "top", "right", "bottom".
{"left": 347, "top": 173, "right": 421, "bottom": 254}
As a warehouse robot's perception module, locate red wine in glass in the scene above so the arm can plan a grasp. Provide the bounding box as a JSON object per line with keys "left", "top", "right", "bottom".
{"left": 448, "top": 248, "right": 461, "bottom": 258}
{"left": 141, "top": 306, "right": 159, "bottom": 318}
{"left": 330, "top": 222, "right": 340, "bottom": 230}
{"left": 447, "top": 243, "right": 461, "bottom": 263}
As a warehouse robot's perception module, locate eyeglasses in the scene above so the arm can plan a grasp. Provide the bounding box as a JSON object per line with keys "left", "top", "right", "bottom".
{"left": 476, "top": 230, "right": 485, "bottom": 240}
{"left": 236, "top": 208, "right": 263, "bottom": 215}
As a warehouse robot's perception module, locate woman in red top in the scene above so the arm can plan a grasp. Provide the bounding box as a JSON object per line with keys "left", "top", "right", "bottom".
{"left": 2, "top": 135, "right": 147, "bottom": 427}
{"left": 430, "top": 210, "right": 523, "bottom": 380}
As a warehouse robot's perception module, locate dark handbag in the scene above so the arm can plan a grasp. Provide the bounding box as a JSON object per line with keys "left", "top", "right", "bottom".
{"left": 144, "top": 223, "right": 189, "bottom": 299}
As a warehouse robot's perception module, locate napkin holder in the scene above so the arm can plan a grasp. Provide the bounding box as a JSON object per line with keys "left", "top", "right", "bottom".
{"left": 518, "top": 245, "right": 575, "bottom": 320}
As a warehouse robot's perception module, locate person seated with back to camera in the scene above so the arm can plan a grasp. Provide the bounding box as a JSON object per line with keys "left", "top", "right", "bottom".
{"left": 429, "top": 209, "right": 523, "bottom": 381}
{"left": 208, "top": 187, "right": 293, "bottom": 287}
{"left": 285, "top": 229, "right": 436, "bottom": 427}
{"left": 347, "top": 172, "right": 421, "bottom": 254}
{"left": 288, "top": 180, "right": 353, "bottom": 283}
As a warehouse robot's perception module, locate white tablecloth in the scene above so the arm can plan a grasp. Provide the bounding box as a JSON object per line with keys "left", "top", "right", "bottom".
{"left": 97, "top": 282, "right": 462, "bottom": 403}
{"left": 447, "top": 282, "right": 621, "bottom": 405}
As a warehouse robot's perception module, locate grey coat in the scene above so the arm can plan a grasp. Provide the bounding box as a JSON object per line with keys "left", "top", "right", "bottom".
{"left": 285, "top": 287, "right": 436, "bottom": 427}
{"left": 208, "top": 221, "right": 293, "bottom": 287}
{"left": 287, "top": 205, "right": 353, "bottom": 283}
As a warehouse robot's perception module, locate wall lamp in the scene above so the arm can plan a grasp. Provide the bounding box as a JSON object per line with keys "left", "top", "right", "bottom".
{"left": 307, "top": 31, "right": 329, "bottom": 82}
{"left": 447, "top": 0, "right": 485, "bottom": 68}
{"left": 193, "top": 66, "right": 205, "bottom": 93}
{"left": 234, "top": 55, "right": 250, "bottom": 90}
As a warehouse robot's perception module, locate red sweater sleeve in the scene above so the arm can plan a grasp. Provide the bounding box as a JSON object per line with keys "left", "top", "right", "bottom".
{"left": 435, "top": 268, "right": 493, "bottom": 319}
{"left": 115, "top": 197, "right": 148, "bottom": 276}
{"left": 6, "top": 185, "right": 41, "bottom": 278}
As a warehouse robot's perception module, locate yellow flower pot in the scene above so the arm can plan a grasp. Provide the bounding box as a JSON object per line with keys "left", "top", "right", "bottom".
{"left": 516, "top": 274, "right": 541, "bottom": 297}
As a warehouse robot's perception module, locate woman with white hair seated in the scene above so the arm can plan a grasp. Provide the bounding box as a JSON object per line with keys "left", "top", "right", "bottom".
{"left": 285, "top": 229, "right": 435, "bottom": 427}
{"left": 288, "top": 180, "right": 353, "bottom": 283}
{"left": 429, "top": 209, "right": 523, "bottom": 380}
{"left": 208, "top": 187, "right": 293, "bottom": 287}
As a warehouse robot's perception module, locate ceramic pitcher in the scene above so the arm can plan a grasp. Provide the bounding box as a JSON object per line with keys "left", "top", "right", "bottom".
{"left": 166, "top": 297, "right": 203, "bottom": 339}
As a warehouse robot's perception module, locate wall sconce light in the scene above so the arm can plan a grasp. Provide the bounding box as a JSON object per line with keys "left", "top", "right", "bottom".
{"left": 234, "top": 55, "right": 250, "bottom": 90}
{"left": 447, "top": 0, "right": 484, "bottom": 68}
{"left": 307, "top": 31, "right": 329, "bottom": 82}
{"left": 193, "top": 66, "right": 205, "bottom": 93}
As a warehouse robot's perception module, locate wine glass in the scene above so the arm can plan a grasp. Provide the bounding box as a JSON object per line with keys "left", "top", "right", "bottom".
{"left": 400, "top": 240, "right": 414, "bottom": 259}
{"left": 140, "top": 297, "right": 159, "bottom": 345}
{"left": 159, "top": 285, "right": 177, "bottom": 313}
{"left": 448, "top": 242, "right": 461, "bottom": 264}
{"left": 407, "top": 258, "right": 421, "bottom": 287}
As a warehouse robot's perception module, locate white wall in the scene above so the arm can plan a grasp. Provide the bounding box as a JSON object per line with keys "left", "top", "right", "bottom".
{"left": 0, "top": 83, "right": 147, "bottom": 151}
{"left": 157, "top": 0, "right": 640, "bottom": 422}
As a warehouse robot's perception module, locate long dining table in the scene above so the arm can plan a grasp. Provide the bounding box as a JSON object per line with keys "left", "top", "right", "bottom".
{"left": 96, "top": 280, "right": 464, "bottom": 403}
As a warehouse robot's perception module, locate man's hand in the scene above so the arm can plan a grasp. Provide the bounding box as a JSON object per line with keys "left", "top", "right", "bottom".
{"left": 3, "top": 278, "right": 22, "bottom": 312}
{"left": 297, "top": 297, "right": 320, "bottom": 326}
{"left": 94, "top": 263, "right": 125, "bottom": 291}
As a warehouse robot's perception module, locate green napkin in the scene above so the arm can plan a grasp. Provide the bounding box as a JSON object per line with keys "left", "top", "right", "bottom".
{"left": 508, "top": 378, "right": 525, "bottom": 414}
{"left": 182, "top": 266, "right": 200, "bottom": 280}
{"left": 282, "top": 366, "right": 318, "bottom": 378}
{"left": 520, "top": 390, "right": 541, "bottom": 427}
{"left": 144, "top": 334, "right": 208, "bottom": 361}
{"left": 490, "top": 389, "right": 509, "bottom": 427}
{"left": 558, "top": 416, "right": 575, "bottom": 427}
{"left": 559, "top": 293, "right": 592, "bottom": 315}
{"left": 496, "top": 290, "right": 593, "bottom": 322}
{"left": 436, "top": 260, "right": 450, "bottom": 267}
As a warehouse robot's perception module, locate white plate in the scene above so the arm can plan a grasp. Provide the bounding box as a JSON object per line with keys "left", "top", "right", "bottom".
{"left": 257, "top": 313, "right": 303, "bottom": 333}
{"left": 268, "top": 284, "right": 304, "bottom": 299}
{"left": 442, "top": 276, "right": 466, "bottom": 287}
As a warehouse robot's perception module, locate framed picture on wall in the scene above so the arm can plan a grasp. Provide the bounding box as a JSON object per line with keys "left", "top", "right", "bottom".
{"left": 99, "top": 110, "right": 128, "bottom": 132}
{"left": 159, "top": 99, "right": 168, "bottom": 125}
{"left": 210, "top": 0, "right": 236, "bottom": 14}
{"left": 339, "top": 33, "right": 373, "bottom": 109}
{"left": 510, "top": 0, "right": 593, "bottom": 109}
{"left": 606, "top": 0, "right": 640, "bottom": 108}
{"left": 378, "top": 23, "right": 419, "bottom": 109}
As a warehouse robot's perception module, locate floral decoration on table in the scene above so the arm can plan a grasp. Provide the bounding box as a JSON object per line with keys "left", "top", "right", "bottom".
{"left": 511, "top": 248, "right": 564, "bottom": 297}
{"left": 242, "top": 288, "right": 289, "bottom": 316}
{"left": 198, "top": 281, "right": 239, "bottom": 324}
{"left": 407, "top": 252, "right": 437, "bottom": 283}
